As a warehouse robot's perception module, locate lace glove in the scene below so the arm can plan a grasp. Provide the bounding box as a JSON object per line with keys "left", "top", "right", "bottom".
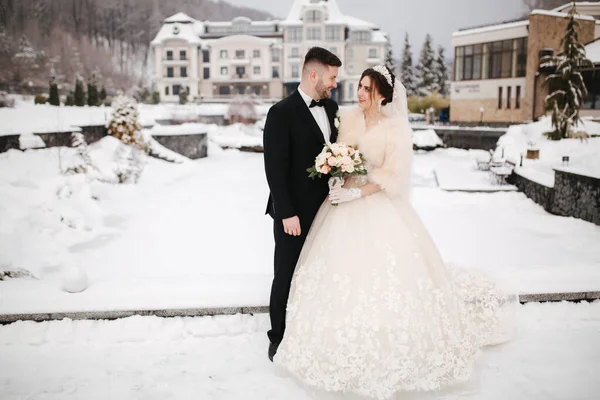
{"left": 328, "top": 176, "right": 344, "bottom": 189}
{"left": 329, "top": 186, "right": 362, "bottom": 204}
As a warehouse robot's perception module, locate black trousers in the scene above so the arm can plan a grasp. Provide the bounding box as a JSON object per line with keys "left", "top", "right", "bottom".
{"left": 267, "top": 219, "right": 309, "bottom": 345}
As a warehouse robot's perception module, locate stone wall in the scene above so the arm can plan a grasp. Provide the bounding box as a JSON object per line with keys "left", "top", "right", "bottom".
{"left": 413, "top": 127, "right": 506, "bottom": 151}
{"left": 152, "top": 133, "right": 208, "bottom": 160}
{"left": 450, "top": 98, "right": 527, "bottom": 124}
{"left": 552, "top": 169, "right": 600, "bottom": 225}
{"left": 0, "top": 135, "right": 21, "bottom": 153}
{"left": 514, "top": 170, "right": 600, "bottom": 225}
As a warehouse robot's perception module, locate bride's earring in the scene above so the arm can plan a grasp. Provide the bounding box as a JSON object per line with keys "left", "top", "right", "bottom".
{"left": 378, "top": 98, "right": 383, "bottom": 113}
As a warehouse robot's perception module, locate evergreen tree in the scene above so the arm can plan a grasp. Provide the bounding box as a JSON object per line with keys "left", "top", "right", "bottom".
{"left": 152, "top": 90, "right": 160, "bottom": 104}
{"left": 416, "top": 34, "right": 436, "bottom": 97}
{"left": 434, "top": 45, "right": 449, "bottom": 97}
{"left": 87, "top": 69, "right": 100, "bottom": 106}
{"left": 12, "top": 35, "right": 37, "bottom": 83}
{"left": 384, "top": 43, "right": 397, "bottom": 74}
{"left": 99, "top": 86, "right": 107, "bottom": 102}
{"left": 400, "top": 33, "right": 417, "bottom": 97}
{"left": 540, "top": 1, "right": 593, "bottom": 140}
{"left": 74, "top": 74, "right": 85, "bottom": 106}
{"left": 48, "top": 73, "right": 60, "bottom": 106}
{"left": 65, "top": 92, "right": 75, "bottom": 106}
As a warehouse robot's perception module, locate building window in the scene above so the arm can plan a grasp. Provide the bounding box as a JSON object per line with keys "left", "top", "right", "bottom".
{"left": 291, "top": 47, "right": 300, "bottom": 58}
{"left": 221, "top": 66, "right": 228, "bottom": 76}
{"left": 307, "top": 27, "right": 322, "bottom": 41}
{"left": 516, "top": 86, "right": 521, "bottom": 109}
{"left": 348, "top": 64, "right": 354, "bottom": 73}
{"left": 455, "top": 38, "right": 527, "bottom": 81}
{"left": 235, "top": 50, "right": 245, "bottom": 59}
{"left": 351, "top": 31, "right": 371, "bottom": 43}
{"left": 203, "top": 50, "right": 210, "bottom": 63}
{"left": 180, "top": 67, "right": 187, "bottom": 78}
{"left": 498, "top": 87, "right": 503, "bottom": 109}
{"left": 253, "top": 66, "right": 261, "bottom": 75}
{"left": 253, "top": 49, "right": 260, "bottom": 58}
{"left": 272, "top": 66, "right": 280, "bottom": 78}
{"left": 272, "top": 48, "right": 281, "bottom": 62}
{"left": 330, "top": 47, "right": 338, "bottom": 56}
{"left": 369, "top": 48, "right": 378, "bottom": 59}
{"left": 203, "top": 67, "right": 210, "bottom": 79}
{"left": 173, "top": 84, "right": 181, "bottom": 95}
{"left": 180, "top": 50, "right": 187, "bottom": 60}
{"left": 516, "top": 38, "right": 527, "bottom": 77}
{"left": 347, "top": 48, "right": 354, "bottom": 59}
{"left": 326, "top": 26, "right": 341, "bottom": 42}
{"left": 167, "top": 67, "right": 174, "bottom": 78}
{"left": 220, "top": 50, "right": 228, "bottom": 59}
{"left": 455, "top": 44, "right": 482, "bottom": 81}
{"left": 252, "top": 86, "right": 261, "bottom": 95}
{"left": 348, "top": 83, "right": 354, "bottom": 98}
{"left": 305, "top": 10, "right": 322, "bottom": 23}
{"left": 507, "top": 86, "right": 512, "bottom": 109}
{"left": 219, "top": 86, "right": 230, "bottom": 95}
{"left": 165, "top": 86, "right": 169, "bottom": 95}
{"left": 489, "top": 40, "right": 513, "bottom": 79}
{"left": 236, "top": 66, "right": 245, "bottom": 78}
{"left": 287, "top": 27, "right": 303, "bottom": 43}
{"left": 166, "top": 50, "right": 173, "bottom": 60}
{"left": 292, "top": 64, "right": 300, "bottom": 78}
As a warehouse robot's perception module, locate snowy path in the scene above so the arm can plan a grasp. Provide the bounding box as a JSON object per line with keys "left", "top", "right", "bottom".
{"left": 1, "top": 146, "right": 600, "bottom": 315}
{"left": 0, "top": 301, "right": 599, "bottom": 400}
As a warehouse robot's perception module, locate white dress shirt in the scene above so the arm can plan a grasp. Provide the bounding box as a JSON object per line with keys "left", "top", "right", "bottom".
{"left": 298, "top": 87, "right": 331, "bottom": 144}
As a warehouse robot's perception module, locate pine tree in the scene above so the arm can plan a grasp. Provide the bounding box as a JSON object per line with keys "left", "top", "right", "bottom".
{"left": 106, "top": 95, "right": 145, "bottom": 149}
{"left": 99, "top": 86, "right": 107, "bottom": 102}
{"left": 74, "top": 74, "right": 85, "bottom": 106}
{"left": 434, "top": 45, "right": 449, "bottom": 97}
{"left": 12, "top": 35, "right": 37, "bottom": 83}
{"left": 384, "top": 43, "right": 397, "bottom": 74}
{"left": 152, "top": 90, "right": 160, "bottom": 104}
{"left": 87, "top": 69, "right": 100, "bottom": 106}
{"left": 48, "top": 73, "right": 60, "bottom": 106}
{"left": 540, "top": 2, "right": 593, "bottom": 140}
{"left": 416, "top": 34, "right": 436, "bottom": 97}
{"left": 400, "top": 33, "right": 417, "bottom": 97}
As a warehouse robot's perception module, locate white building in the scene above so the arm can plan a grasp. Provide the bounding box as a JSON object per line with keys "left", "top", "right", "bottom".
{"left": 150, "top": 0, "right": 388, "bottom": 104}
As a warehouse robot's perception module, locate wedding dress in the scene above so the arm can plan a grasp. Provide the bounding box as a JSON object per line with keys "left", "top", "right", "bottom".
{"left": 274, "top": 104, "right": 518, "bottom": 399}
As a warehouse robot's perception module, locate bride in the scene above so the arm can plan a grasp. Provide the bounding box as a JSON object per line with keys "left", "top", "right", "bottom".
{"left": 274, "top": 65, "right": 518, "bottom": 399}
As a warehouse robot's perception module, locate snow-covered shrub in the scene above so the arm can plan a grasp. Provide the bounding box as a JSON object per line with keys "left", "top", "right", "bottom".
{"left": 64, "top": 132, "right": 96, "bottom": 175}
{"left": 106, "top": 95, "right": 148, "bottom": 183}
{"left": 0, "top": 91, "right": 15, "bottom": 108}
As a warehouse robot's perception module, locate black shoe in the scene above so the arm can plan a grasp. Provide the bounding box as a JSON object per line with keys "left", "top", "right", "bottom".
{"left": 268, "top": 342, "right": 279, "bottom": 362}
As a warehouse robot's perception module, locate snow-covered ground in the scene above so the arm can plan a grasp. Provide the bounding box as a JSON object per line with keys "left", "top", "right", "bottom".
{"left": 0, "top": 301, "right": 599, "bottom": 399}
{"left": 1, "top": 140, "right": 600, "bottom": 315}
{"left": 497, "top": 116, "right": 600, "bottom": 184}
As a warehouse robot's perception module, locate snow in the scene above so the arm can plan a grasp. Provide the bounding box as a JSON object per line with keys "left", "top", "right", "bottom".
{"left": 453, "top": 20, "right": 529, "bottom": 38}
{"left": 0, "top": 102, "right": 272, "bottom": 137}
{"left": 0, "top": 301, "right": 599, "bottom": 399}
{"left": 584, "top": 38, "right": 600, "bottom": 64}
{"left": 429, "top": 148, "right": 518, "bottom": 192}
{"left": 151, "top": 17, "right": 202, "bottom": 45}
{"left": 530, "top": 9, "right": 596, "bottom": 21}
{"left": 18, "top": 133, "right": 46, "bottom": 150}
{"left": 163, "top": 12, "right": 196, "bottom": 23}
{"left": 149, "top": 123, "right": 210, "bottom": 136}
{"left": 496, "top": 116, "right": 600, "bottom": 184}
{"left": 1, "top": 144, "right": 600, "bottom": 316}
{"left": 413, "top": 129, "right": 444, "bottom": 149}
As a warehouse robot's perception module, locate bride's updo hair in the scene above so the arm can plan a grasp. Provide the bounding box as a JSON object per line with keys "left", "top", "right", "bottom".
{"left": 360, "top": 66, "right": 395, "bottom": 106}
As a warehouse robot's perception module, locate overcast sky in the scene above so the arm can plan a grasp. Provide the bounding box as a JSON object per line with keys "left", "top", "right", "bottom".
{"left": 223, "top": 0, "right": 529, "bottom": 58}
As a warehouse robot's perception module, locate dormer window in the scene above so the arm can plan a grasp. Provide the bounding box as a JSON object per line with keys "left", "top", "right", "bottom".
{"left": 305, "top": 10, "right": 322, "bottom": 23}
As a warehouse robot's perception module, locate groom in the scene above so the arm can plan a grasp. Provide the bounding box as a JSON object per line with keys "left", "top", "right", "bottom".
{"left": 263, "top": 47, "right": 341, "bottom": 361}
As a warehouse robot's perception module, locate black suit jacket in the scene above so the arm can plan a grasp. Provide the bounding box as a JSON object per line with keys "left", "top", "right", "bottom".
{"left": 263, "top": 90, "right": 339, "bottom": 227}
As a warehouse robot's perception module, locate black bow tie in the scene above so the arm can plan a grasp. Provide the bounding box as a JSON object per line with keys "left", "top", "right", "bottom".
{"left": 309, "top": 99, "right": 324, "bottom": 108}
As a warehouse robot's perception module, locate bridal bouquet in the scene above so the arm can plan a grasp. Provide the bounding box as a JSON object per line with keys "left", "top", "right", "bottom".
{"left": 307, "top": 143, "right": 367, "bottom": 206}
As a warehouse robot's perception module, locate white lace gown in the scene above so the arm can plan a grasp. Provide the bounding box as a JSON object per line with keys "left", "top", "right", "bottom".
{"left": 274, "top": 107, "right": 518, "bottom": 400}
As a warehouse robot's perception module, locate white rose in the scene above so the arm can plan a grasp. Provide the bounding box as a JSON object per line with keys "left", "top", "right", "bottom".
{"left": 334, "top": 117, "right": 340, "bottom": 129}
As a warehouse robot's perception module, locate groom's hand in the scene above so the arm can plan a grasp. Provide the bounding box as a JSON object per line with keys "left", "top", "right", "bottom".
{"left": 283, "top": 216, "right": 301, "bottom": 236}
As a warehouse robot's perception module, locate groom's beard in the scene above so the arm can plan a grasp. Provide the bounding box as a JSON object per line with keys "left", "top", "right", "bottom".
{"left": 315, "top": 79, "right": 331, "bottom": 99}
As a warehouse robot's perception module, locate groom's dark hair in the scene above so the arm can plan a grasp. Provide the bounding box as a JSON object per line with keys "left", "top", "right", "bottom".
{"left": 303, "top": 47, "right": 342, "bottom": 70}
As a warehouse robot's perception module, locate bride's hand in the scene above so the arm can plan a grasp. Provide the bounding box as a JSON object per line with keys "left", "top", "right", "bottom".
{"left": 328, "top": 177, "right": 345, "bottom": 189}
{"left": 329, "top": 186, "right": 362, "bottom": 204}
